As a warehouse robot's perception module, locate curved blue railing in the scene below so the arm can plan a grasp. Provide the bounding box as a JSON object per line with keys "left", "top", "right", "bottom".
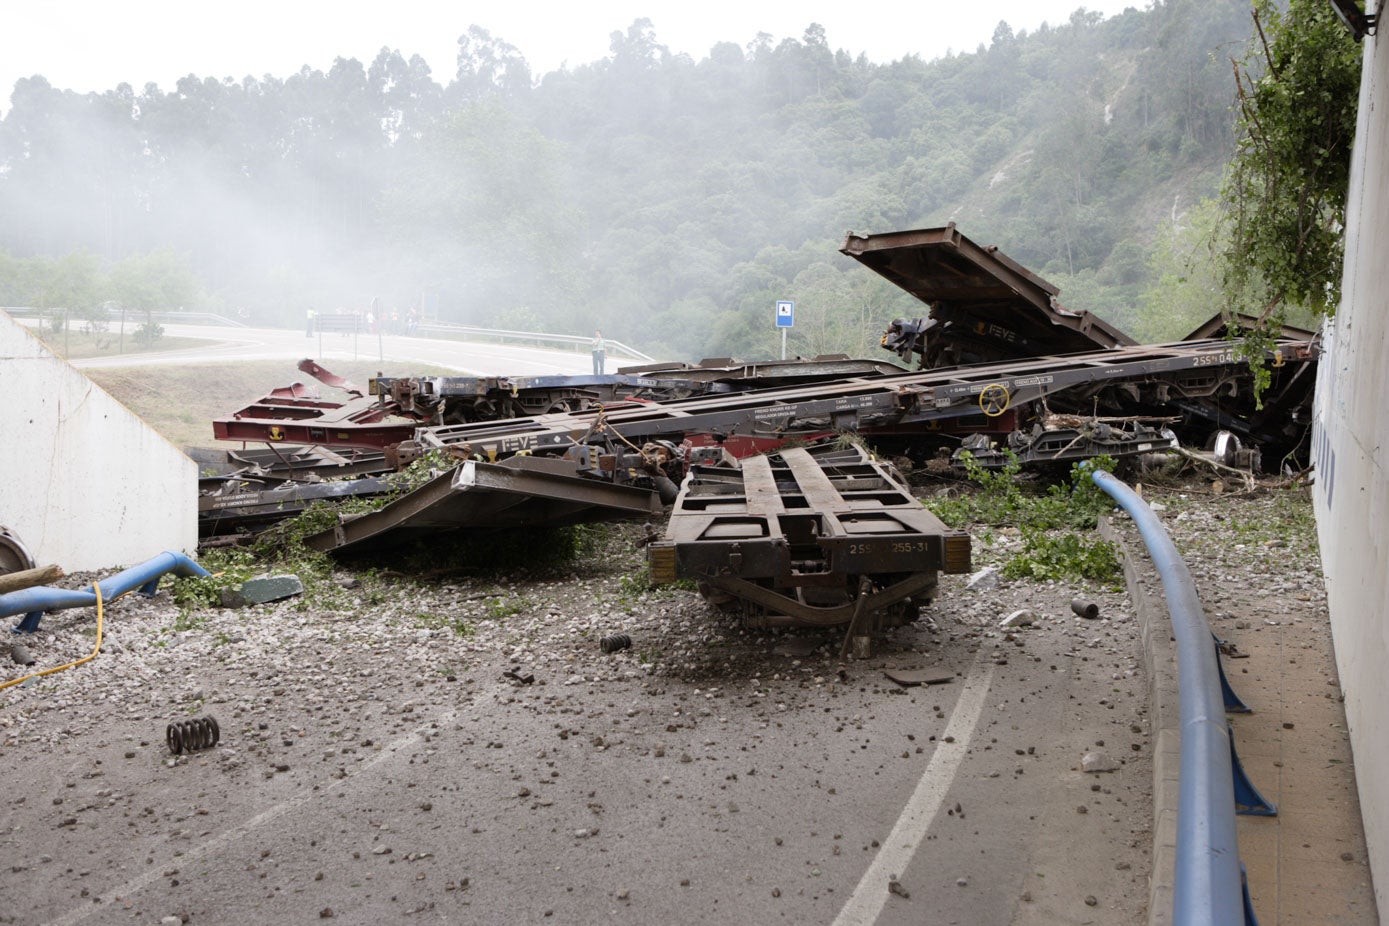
{"left": 2, "top": 551, "right": 210, "bottom": 633}
{"left": 1090, "top": 469, "right": 1245, "bottom": 925}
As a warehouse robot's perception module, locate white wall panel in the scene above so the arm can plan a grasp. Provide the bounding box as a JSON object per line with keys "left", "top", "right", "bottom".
{"left": 0, "top": 312, "right": 197, "bottom": 571}
{"left": 1314, "top": 28, "right": 1389, "bottom": 912}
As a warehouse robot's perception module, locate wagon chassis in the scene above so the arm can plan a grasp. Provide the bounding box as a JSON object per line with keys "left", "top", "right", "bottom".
{"left": 648, "top": 445, "right": 971, "bottom": 630}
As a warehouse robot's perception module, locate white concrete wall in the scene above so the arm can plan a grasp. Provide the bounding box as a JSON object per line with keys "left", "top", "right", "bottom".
{"left": 1313, "top": 25, "right": 1389, "bottom": 913}
{"left": 0, "top": 310, "right": 197, "bottom": 571}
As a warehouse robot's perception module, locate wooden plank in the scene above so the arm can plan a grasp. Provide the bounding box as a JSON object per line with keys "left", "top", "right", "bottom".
{"left": 0, "top": 564, "right": 63, "bottom": 595}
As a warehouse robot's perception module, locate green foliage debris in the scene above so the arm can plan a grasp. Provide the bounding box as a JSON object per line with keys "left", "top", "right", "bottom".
{"left": 925, "top": 453, "right": 1123, "bottom": 585}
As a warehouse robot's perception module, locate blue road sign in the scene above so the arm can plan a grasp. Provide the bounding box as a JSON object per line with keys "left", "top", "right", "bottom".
{"left": 775, "top": 300, "right": 795, "bottom": 328}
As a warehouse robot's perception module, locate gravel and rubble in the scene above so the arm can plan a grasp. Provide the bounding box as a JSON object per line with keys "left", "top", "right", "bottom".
{"left": 0, "top": 482, "right": 1340, "bottom": 924}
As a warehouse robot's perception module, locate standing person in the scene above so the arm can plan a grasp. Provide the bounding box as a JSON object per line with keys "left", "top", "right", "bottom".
{"left": 591, "top": 329, "right": 606, "bottom": 375}
{"left": 305, "top": 307, "right": 315, "bottom": 337}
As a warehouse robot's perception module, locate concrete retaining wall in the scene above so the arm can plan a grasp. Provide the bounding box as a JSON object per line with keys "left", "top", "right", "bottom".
{"left": 1313, "top": 25, "right": 1389, "bottom": 912}
{"left": 0, "top": 310, "right": 197, "bottom": 571}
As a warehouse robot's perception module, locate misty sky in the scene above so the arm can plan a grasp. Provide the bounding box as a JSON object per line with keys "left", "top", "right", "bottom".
{"left": 4, "top": 0, "right": 1140, "bottom": 108}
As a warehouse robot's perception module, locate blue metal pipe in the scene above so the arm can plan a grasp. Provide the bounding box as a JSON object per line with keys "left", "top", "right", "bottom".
{"left": 89, "top": 551, "right": 210, "bottom": 600}
{"left": 1090, "top": 469, "right": 1243, "bottom": 925}
{"left": 2, "top": 551, "right": 210, "bottom": 632}
{"left": 0, "top": 587, "right": 99, "bottom": 616}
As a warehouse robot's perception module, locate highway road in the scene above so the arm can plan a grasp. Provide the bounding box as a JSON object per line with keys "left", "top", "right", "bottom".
{"left": 1, "top": 571, "right": 1154, "bottom": 926}
{"left": 64, "top": 324, "right": 613, "bottom": 377}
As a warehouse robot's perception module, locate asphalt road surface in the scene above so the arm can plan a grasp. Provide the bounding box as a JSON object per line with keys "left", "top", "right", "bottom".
{"left": 1, "top": 567, "right": 1152, "bottom": 926}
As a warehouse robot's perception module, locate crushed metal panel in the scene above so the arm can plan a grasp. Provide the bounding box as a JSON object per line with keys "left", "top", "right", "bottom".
{"left": 198, "top": 475, "right": 395, "bottom": 538}
{"left": 189, "top": 446, "right": 391, "bottom": 480}
{"left": 841, "top": 223, "right": 1136, "bottom": 366}
{"left": 842, "top": 224, "right": 1061, "bottom": 312}
{"left": 212, "top": 389, "right": 420, "bottom": 450}
{"left": 304, "top": 456, "right": 661, "bottom": 555}
{"left": 954, "top": 420, "right": 1180, "bottom": 470}
{"left": 650, "top": 444, "right": 970, "bottom": 628}
{"left": 616, "top": 356, "right": 910, "bottom": 386}
{"left": 1181, "top": 312, "right": 1318, "bottom": 342}
{"left": 417, "top": 336, "right": 1317, "bottom": 465}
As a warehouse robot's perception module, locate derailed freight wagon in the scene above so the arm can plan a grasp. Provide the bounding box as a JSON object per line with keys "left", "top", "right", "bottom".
{"left": 647, "top": 444, "right": 970, "bottom": 630}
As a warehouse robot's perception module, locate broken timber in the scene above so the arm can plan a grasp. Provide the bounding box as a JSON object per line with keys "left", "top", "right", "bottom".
{"left": 647, "top": 444, "right": 970, "bottom": 628}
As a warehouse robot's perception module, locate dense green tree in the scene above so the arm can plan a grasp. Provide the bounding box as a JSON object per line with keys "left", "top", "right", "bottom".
{"left": 1136, "top": 198, "right": 1227, "bottom": 342}
{"left": 0, "top": 2, "right": 1272, "bottom": 359}
{"left": 1218, "top": 0, "right": 1361, "bottom": 317}
{"left": 453, "top": 27, "right": 532, "bottom": 104}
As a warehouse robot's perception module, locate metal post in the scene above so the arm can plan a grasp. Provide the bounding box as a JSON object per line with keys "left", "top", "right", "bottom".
{"left": 781, "top": 328, "right": 787, "bottom": 360}
{"left": 119, "top": 308, "right": 126, "bottom": 354}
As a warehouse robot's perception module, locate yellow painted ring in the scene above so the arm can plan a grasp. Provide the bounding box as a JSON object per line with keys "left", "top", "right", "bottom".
{"left": 978, "top": 383, "right": 1011, "bottom": 417}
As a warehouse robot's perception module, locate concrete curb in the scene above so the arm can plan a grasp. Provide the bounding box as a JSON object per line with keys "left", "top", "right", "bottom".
{"left": 1099, "top": 515, "right": 1180, "bottom": 926}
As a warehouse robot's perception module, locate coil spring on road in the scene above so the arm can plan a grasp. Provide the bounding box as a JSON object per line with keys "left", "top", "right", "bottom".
{"left": 167, "top": 716, "right": 220, "bottom": 755}
{"left": 600, "top": 633, "right": 632, "bottom": 654}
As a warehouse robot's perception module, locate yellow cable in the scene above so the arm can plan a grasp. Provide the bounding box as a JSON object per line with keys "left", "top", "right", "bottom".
{"left": 1, "top": 584, "right": 105, "bottom": 692}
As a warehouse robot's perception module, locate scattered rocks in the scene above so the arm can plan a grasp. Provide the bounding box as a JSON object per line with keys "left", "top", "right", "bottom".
{"left": 7, "top": 494, "right": 1325, "bottom": 925}
{"left": 966, "top": 567, "right": 1000, "bottom": 592}
{"left": 1082, "top": 751, "right": 1120, "bottom": 773}
{"left": 1000, "top": 609, "right": 1036, "bottom": 628}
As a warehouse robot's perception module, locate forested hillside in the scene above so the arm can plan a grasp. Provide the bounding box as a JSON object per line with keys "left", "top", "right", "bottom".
{"left": 0, "top": 1, "right": 1260, "bottom": 360}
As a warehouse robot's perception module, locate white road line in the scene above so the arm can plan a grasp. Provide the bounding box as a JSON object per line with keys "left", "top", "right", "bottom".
{"left": 47, "top": 708, "right": 461, "bottom": 926}
{"left": 832, "top": 648, "right": 996, "bottom": 926}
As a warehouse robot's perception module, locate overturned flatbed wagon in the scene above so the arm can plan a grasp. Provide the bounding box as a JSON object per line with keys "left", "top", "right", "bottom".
{"left": 648, "top": 445, "right": 970, "bottom": 629}
{"left": 842, "top": 222, "right": 1135, "bottom": 369}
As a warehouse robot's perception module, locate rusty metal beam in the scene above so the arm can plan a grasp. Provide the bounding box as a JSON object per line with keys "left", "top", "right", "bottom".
{"left": 414, "top": 336, "right": 1316, "bottom": 461}
{"left": 303, "top": 456, "right": 661, "bottom": 555}
{"left": 841, "top": 224, "right": 1136, "bottom": 357}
